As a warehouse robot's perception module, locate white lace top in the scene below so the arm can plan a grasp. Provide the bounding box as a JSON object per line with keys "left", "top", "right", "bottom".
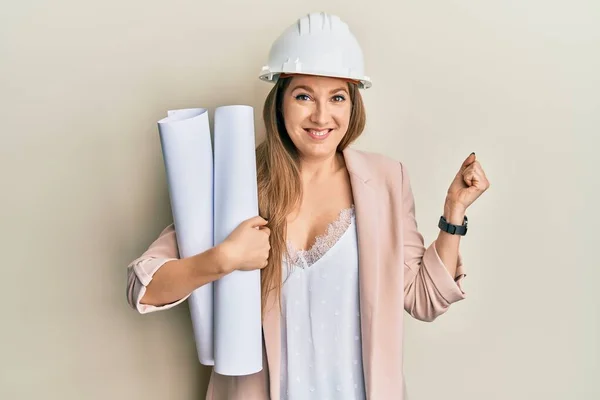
{"left": 280, "top": 207, "right": 366, "bottom": 400}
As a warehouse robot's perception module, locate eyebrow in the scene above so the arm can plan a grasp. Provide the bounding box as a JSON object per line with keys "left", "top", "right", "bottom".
{"left": 291, "top": 85, "right": 349, "bottom": 95}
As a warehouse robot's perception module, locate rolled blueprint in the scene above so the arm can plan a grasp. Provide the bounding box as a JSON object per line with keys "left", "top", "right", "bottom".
{"left": 157, "top": 108, "right": 214, "bottom": 366}
{"left": 213, "top": 105, "right": 263, "bottom": 376}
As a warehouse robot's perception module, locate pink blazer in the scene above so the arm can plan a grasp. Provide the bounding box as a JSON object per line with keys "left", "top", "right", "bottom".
{"left": 126, "top": 147, "right": 467, "bottom": 399}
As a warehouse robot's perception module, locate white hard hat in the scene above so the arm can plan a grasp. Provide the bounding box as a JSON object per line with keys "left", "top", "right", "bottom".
{"left": 259, "top": 12, "right": 372, "bottom": 89}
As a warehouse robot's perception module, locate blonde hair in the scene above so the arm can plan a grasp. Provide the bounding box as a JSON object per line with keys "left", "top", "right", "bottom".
{"left": 256, "top": 77, "right": 367, "bottom": 316}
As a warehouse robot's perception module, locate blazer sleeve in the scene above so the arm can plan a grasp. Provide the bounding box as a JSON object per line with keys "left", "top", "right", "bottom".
{"left": 400, "top": 162, "right": 467, "bottom": 322}
{"left": 126, "top": 224, "right": 188, "bottom": 314}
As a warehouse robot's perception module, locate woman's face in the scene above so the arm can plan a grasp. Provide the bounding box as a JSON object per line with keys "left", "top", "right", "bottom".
{"left": 281, "top": 75, "right": 352, "bottom": 161}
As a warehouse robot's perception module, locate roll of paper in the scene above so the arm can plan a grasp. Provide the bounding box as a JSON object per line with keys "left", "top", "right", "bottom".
{"left": 157, "top": 108, "right": 215, "bottom": 366}
{"left": 213, "top": 105, "right": 263, "bottom": 376}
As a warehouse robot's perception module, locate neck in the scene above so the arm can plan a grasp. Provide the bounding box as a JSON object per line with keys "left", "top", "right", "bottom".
{"left": 298, "top": 151, "right": 343, "bottom": 183}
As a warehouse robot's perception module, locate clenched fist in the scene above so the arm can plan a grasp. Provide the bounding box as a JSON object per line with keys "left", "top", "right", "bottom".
{"left": 446, "top": 152, "right": 490, "bottom": 211}
{"left": 218, "top": 216, "right": 271, "bottom": 273}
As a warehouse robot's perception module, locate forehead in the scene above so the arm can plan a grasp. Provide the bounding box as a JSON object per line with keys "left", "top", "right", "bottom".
{"left": 287, "top": 75, "right": 349, "bottom": 92}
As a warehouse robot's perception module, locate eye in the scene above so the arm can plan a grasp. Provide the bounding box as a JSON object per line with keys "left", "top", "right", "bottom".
{"left": 295, "top": 94, "right": 311, "bottom": 101}
{"left": 332, "top": 95, "right": 346, "bottom": 102}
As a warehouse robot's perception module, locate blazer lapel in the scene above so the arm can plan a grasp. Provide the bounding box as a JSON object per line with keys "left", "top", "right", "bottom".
{"left": 343, "top": 148, "right": 379, "bottom": 399}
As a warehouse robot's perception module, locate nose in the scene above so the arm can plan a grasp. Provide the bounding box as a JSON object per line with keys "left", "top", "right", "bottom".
{"left": 309, "top": 101, "right": 332, "bottom": 126}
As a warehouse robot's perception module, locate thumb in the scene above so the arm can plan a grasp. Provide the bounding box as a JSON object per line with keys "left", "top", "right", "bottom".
{"left": 246, "top": 215, "right": 269, "bottom": 228}
{"left": 451, "top": 152, "right": 476, "bottom": 188}
{"left": 459, "top": 152, "right": 476, "bottom": 172}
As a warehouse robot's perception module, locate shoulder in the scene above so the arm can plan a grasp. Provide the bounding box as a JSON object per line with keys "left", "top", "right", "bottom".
{"left": 343, "top": 147, "right": 407, "bottom": 184}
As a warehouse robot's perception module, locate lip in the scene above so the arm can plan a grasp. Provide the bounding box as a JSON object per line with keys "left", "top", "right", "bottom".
{"left": 304, "top": 128, "right": 332, "bottom": 140}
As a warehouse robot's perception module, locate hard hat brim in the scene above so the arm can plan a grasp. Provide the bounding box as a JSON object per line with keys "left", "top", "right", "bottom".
{"left": 259, "top": 70, "right": 372, "bottom": 89}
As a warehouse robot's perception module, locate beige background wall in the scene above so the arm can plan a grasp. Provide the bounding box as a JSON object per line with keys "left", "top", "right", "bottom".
{"left": 1, "top": 0, "right": 598, "bottom": 399}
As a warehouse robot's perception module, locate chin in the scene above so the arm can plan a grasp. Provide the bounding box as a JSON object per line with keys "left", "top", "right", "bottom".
{"left": 296, "top": 143, "right": 338, "bottom": 159}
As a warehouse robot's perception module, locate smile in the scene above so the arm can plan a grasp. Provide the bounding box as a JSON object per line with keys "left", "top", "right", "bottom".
{"left": 304, "top": 129, "right": 332, "bottom": 140}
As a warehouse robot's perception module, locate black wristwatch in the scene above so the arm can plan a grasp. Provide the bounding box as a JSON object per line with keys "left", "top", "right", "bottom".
{"left": 438, "top": 215, "right": 468, "bottom": 236}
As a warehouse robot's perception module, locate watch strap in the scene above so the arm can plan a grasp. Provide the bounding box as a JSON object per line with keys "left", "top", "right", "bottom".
{"left": 438, "top": 215, "right": 468, "bottom": 235}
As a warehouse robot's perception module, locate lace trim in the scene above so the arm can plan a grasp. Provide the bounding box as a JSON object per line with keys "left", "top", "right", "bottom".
{"left": 285, "top": 206, "right": 355, "bottom": 268}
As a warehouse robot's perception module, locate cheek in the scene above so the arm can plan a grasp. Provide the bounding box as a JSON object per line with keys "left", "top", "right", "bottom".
{"left": 283, "top": 104, "right": 309, "bottom": 133}
{"left": 333, "top": 106, "right": 352, "bottom": 130}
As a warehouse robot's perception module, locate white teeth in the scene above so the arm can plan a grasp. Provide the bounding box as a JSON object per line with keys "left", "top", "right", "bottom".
{"left": 309, "top": 129, "right": 330, "bottom": 136}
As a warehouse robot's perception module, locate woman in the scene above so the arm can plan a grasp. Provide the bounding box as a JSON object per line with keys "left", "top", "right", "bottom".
{"left": 126, "top": 12, "right": 490, "bottom": 400}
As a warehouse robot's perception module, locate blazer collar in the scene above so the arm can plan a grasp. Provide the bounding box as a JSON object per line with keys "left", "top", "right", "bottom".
{"left": 343, "top": 147, "right": 373, "bottom": 185}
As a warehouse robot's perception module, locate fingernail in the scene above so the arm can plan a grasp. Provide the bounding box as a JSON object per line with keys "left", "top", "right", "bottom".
{"left": 470, "top": 152, "right": 475, "bottom": 155}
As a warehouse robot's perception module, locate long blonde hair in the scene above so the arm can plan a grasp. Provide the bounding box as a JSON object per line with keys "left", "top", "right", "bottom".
{"left": 256, "top": 77, "right": 367, "bottom": 316}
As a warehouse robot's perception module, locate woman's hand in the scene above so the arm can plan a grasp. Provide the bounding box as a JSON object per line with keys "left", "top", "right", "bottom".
{"left": 216, "top": 216, "right": 271, "bottom": 273}
{"left": 445, "top": 152, "right": 490, "bottom": 213}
